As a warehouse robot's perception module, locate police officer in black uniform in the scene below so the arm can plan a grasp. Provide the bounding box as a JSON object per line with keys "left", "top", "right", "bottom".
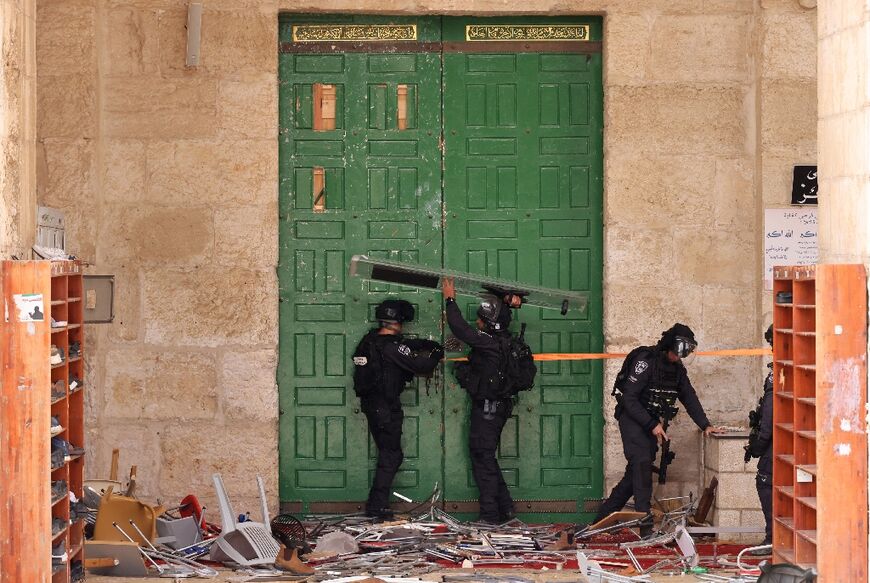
{"left": 442, "top": 278, "right": 517, "bottom": 524}
{"left": 746, "top": 325, "right": 774, "bottom": 549}
{"left": 594, "top": 323, "right": 720, "bottom": 528}
{"left": 351, "top": 299, "right": 443, "bottom": 520}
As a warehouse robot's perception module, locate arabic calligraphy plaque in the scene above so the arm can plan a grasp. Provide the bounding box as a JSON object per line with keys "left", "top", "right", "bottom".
{"left": 292, "top": 24, "right": 417, "bottom": 42}
{"left": 791, "top": 165, "right": 818, "bottom": 205}
{"left": 465, "top": 24, "right": 590, "bottom": 42}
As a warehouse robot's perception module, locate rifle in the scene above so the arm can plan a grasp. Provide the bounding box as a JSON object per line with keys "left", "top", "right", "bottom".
{"left": 652, "top": 406, "right": 679, "bottom": 484}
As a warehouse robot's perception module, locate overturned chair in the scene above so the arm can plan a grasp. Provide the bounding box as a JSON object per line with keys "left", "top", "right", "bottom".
{"left": 209, "top": 473, "right": 280, "bottom": 567}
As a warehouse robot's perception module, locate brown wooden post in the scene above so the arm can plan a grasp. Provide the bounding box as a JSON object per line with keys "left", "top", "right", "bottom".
{"left": 816, "top": 264, "right": 868, "bottom": 582}
{"left": 0, "top": 261, "right": 51, "bottom": 583}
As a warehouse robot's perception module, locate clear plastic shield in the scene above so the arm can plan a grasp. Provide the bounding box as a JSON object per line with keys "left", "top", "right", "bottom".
{"left": 349, "top": 254, "right": 588, "bottom": 316}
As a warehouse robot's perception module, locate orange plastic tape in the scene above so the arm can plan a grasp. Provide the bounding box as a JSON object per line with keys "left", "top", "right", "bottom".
{"left": 447, "top": 347, "right": 772, "bottom": 362}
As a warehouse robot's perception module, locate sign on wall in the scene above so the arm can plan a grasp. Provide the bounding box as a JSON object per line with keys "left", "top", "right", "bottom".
{"left": 764, "top": 208, "right": 818, "bottom": 290}
{"left": 791, "top": 165, "right": 818, "bottom": 205}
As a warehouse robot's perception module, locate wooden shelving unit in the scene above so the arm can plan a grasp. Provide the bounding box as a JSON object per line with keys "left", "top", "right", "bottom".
{"left": 772, "top": 264, "right": 868, "bottom": 580}
{"left": 49, "top": 260, "right": 86, "bottom": 583}
{"left": 0, "top": 260, "right": 87, "bottom": 583}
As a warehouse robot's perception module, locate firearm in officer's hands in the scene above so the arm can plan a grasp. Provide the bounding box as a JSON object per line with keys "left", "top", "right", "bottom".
{"left": 655, "top": 417, "right": 676, "bottom": 484}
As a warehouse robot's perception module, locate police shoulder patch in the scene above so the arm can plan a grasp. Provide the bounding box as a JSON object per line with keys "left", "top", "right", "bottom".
{"left": 353, "top": 356, "right": 368, "bottom": 366}
{"left": 634, "top": 360, "right": 649, "bottom": 375}
{"left": 398, "top": 344, "right": 411, "bottom": 356}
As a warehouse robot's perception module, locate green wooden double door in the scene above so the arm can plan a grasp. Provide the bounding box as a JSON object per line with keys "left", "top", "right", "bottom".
{"left": 278, "top": 15, "right": 604, "bottom": 518}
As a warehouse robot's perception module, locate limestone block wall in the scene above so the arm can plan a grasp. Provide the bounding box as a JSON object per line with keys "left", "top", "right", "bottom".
{"left": 817, "top": 0, "right": 870, "bottom": 264}
{"left": 760, "top": 0, "right": 819, "bottom": 325}
{"left": 1, "top": 0, "right": 36, "bottom": 258}
{"left": 35, "top": 0, "right": 279, "bottom": 514}
{"left": 33, "top": 0, "right": 817, "bottom": 514}
{"left": 704, "top": 433, "right": 766, "bottom": 543}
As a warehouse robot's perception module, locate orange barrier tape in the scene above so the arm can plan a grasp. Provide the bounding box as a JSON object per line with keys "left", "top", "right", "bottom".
{"left": 447, "top": 347, "right": 772, "bottom": 362}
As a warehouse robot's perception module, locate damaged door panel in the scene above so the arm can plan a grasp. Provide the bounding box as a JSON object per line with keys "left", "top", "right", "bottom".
{"left": 278, "top": 15, "right": 604, "bottom": 520}
{"left": 441, "top": 16, "right": 604, "bottom": 514}
{"left": 278, "top": 16, "right": 444, "bottom": 511}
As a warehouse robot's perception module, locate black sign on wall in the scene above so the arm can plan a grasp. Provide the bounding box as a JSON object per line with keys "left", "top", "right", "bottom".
{"left": 792, "top": 165, "right": 818, "bottom": 205}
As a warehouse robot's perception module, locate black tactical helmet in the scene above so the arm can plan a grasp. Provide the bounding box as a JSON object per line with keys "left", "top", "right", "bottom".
{"left": 477, "top": 298, "right": 511, "bottom": 332}
{"left": 375, "top": 299, "right": 415, "bottom": 324}
{"left": 658, "top": 323, "right": 697, "bottom": 358}
{"left": 764, "top": 324, "right": 773, "bottom": 346}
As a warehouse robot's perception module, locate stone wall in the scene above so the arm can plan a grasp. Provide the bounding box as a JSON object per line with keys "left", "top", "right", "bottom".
{"left": 34, "top": 0, "right": 817, "bottom": 515}
{"left": 1, "top": 0, "right": 36, "bottom": 258}
{"left": 36, "top": 0, "right": 279, "bottom": 513}
{"left": 817, "top": 0, "right": 870, "bottom": 264}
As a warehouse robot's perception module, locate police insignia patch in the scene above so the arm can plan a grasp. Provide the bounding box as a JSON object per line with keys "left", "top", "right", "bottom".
{"left": 353, "top": 356, "right": 368, "bottom": 365}
{"left": 634, "top": 360, "right": 649, "bottom": 375}
{"left": 398, "top": 344, "right": 411, "bottom": 356}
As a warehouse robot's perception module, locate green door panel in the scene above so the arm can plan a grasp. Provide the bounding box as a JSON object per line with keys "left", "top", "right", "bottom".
{"left": 278, "top": 16, "right": 444, "bottom": 508}
{"left": 278, "top": 15, "right": 603, "bottom": 518}
{"left": 442, "top": 17, "right": 603, "bottom": 514}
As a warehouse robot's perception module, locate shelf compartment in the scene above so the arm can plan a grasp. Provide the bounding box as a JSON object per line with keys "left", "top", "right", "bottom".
{"left": 775, "top": 485, "right": 794, "bottom": 497}
{"left": 774, "top": 549, "right": 797, "bottom": 564}
{"left": 775, "top": 423, "right": 794, "bottom": 432}
{"left": 796, "top": 397, "right": 815, "bottom": 406}
{"left": 51, "top": 524, "right": 68, "bottom": 541}
{"left": 796, "top": 464, "right": 817, "bottom": 477}
{"left": 796, "top": 430, "right": 816, "bottom": 440}
{"left": 796, "top": 496, "right": 817, "bottom": 510}
{"left": 777, "top": 454, "right": 795, "bottom": 465}
{"left": 775, "top": 516, "right": 795, "bottom": 530}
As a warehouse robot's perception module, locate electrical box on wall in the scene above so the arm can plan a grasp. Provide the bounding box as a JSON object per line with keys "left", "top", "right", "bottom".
{"left": 83, "top": 275, "right": 115, "bottom": 323}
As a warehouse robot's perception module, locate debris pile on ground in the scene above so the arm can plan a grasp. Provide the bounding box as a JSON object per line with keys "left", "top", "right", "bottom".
{"left": 80, "top": 475, "right": 771, "bottom": 582}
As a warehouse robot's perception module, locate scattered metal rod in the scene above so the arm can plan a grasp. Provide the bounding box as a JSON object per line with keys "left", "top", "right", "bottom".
{"left": 111, "top": 521, "right": 165, "bottom": 574}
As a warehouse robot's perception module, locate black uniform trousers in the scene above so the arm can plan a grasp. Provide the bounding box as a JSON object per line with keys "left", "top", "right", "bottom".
{"left": 595, "top": 412, "right": 658, "bottom": 521}
{"left": 362, "top": 403, "right": 404, "bottom": 512}
{"left": 757, "top": 452, "right": 772, "bottom": 542}
{"left": 469, "top": 399, "right": 514, "bottom": 522}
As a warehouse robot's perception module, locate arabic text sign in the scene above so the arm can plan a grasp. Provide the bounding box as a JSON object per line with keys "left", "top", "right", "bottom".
{"left": 764, "top": 208, "right": 818, "bottom": 290}
{"left": 791, "top": 165, "right": 818, "bottom": 205}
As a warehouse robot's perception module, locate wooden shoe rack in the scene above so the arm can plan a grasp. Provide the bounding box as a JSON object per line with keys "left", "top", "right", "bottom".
{"left": 0, "top": 260, "right": 86, "bottom": 583}
{"left": 771, "top": 264, "right": 867, "bottom": 580}
{"left": 50, "top": 260, "right": 86, "bottom": 582}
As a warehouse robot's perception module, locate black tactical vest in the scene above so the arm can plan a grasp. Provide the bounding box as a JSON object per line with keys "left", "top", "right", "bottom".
{"left": 614, "top": 347, "right": 683, "bottom": 421}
